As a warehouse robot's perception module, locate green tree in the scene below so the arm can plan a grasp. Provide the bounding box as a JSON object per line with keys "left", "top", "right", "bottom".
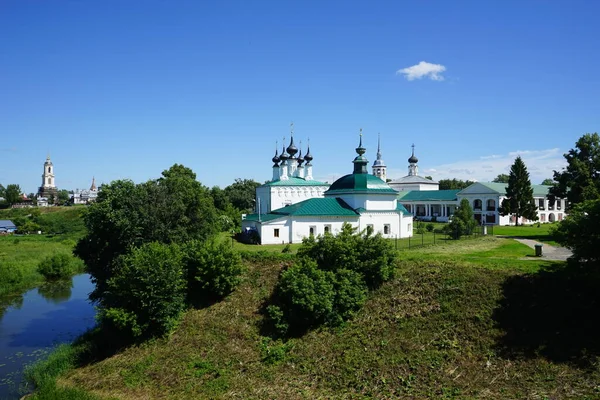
{"left": 5, "top": 184, "right": 21, "bottom": 205}
{"left": 552, "top": 199, "right": 600, "bottom": 266}
{"left": 57, "top": 189, "right": 70, "bottom": 204}
{"left": 223, "top": 178, "right": 261, "bottom": 212}
{"left": 541, "top": 178, "right": 555, "bottom": 186}
{"left": 493, "top": 173, "right": 510, "bottom": 183}
{"left": 100, "top": 242, "right": 186, "bottom": 338}
{"left": 438, "top": 179, "right": 475, "bottom": 190}
{"left": 0, "top": 184, "right": 5, "bottom": 198}
{"left": 424, "top": 175, "right": 433, "bottom": 180}
{"left": 500, "top": 156, "right": 538, "bottom": 225}
{"left": 551, "top": 133, "right": 600, "bottom": 206}
{"left": 447, "top": 198, "right": 477, "bottom": 239}
{"left": 74, "top": 164, "right": 218, "bottom": 303}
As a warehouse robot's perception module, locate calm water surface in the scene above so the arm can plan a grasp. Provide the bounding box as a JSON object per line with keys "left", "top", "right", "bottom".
{"left": 0, "top": 274, "right": 96, "bottom": 399}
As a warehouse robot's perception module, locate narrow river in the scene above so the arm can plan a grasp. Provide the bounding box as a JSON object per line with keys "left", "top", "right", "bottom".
{"left": 0, "top": 274, "right": 96, "bottom": 399}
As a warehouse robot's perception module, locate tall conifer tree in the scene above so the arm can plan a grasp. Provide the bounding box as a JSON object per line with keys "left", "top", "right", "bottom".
{"left": 500, "top": 156, "right": 538, "bottom": 225}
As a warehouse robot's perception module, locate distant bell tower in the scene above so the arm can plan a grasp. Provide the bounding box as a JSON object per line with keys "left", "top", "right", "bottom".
{"left": 38, "top": 155, "right": 58, "bottom": 200}
{"left": 42, "top": 155, "right": 56, "bottom": 189}
{"left": 372, "top": 133, "right": 387, "bottom": 181}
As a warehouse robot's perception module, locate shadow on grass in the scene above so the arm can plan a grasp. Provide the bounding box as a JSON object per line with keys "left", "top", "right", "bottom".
{"left": 493, "top": 261, "right": 600, "bottom": 368}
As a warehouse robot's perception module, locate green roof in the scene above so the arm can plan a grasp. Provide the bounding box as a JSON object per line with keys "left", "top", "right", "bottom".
{"left": 397, "top": 189, "right": 460, "bottom": 202}
{"left": 325, "top": 173, "right": 397, "bottom": 195}
{"left": 260, "top": 177, "right": 329, "bottom": 187}
{"left": 477, "top": 182, "right": 552, "bottom": 197}
{"left": 243, "top": 198, "right": 359, "bottom": 223}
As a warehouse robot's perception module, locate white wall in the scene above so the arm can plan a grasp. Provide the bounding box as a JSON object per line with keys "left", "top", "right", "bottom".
{"left": 256, "top": 185, "right": 327, "bottom": 213}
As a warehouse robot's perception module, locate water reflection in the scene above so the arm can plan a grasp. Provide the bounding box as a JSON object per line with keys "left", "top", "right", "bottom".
{"left": 37, "top": 279, "right": 73, "bottom": 304}
{"left": 0, "top": 274, "right": 96, "bottom": 399}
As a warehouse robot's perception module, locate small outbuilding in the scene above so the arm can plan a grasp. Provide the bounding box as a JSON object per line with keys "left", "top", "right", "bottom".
{"left": 0, "top": 220, "right": 17, "bottom": 234}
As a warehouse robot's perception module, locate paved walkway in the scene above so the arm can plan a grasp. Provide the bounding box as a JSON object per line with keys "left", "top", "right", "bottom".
{"left": 500, "top": 237, "right": 573, "bottom": 261}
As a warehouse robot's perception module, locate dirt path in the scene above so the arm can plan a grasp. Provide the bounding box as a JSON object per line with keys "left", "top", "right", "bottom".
{"left": 504, "top": 237, "right": 573, "bottom": 261}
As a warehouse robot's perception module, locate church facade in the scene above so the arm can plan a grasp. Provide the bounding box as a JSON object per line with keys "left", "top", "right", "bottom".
{"left": 242, "top": 133, "right": 413, "bottom": 244}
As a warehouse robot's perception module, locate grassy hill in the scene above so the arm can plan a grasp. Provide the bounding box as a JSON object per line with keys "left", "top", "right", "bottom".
{"left": 32, "top": 236, "right": 600, "bottom": 399}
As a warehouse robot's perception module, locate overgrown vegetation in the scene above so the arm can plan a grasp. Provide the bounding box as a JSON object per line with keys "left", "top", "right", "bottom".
{"left": 265, "top": 223, "right": 396, "bottom": 337}
{"left": 37, "top": 253, "right": 74, "bottom": 280}
{"left": 31, "top": 236, "right": 600, "bottom": 399}
{"left": 74, "top": 164, "right": 243, "bottom": 340}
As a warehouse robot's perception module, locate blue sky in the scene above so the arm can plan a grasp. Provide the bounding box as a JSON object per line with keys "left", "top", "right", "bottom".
{"left": 2, "top": 1, "right": 599, "bottom": 194}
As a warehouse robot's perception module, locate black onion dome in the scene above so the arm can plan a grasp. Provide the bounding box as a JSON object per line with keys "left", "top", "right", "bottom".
{"left": 280, "top": 141, "right": 289, "bottom": 161}
{"left": 297, "top": 149, "right": 304, "bottom": 166}
{"left": 304, "top": 145, "right": 313, "bottom": 163}
{"left": 286, "top": 136, "right": 298, "bottom": 157}
{"left": 408, "top": 145, "right": 418, "bottom": 163}
{"left": 272, "top": 149, "right": 280, "bottom": 165}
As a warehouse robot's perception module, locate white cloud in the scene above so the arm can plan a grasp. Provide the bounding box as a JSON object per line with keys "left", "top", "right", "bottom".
{"left": 420, "top": 149, "right": 565, "bottom": 184}
{"left": 396, "top": 61, "right": 446, "bottom": 81}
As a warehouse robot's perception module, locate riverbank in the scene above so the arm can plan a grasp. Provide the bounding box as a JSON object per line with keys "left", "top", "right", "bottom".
{"left": 26, "top": 236, "right": 600, "bottom": 399}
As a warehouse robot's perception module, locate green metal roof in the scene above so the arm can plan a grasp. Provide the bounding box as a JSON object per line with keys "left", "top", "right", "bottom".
{"left": 243, "top": 198, "right": 359, "bottom": 223}
{"left": 477, "top": 182, "right": 552, "bottom": 197}
{"left": 396, "top": 203, "right": 412, "bottom": 215}
{"left": 397, "top": 189, "right": 460, "bottom": 202}
{"left": 260, "top": 177, "right": 329, "bottom": 187}
{"left": 325, "top": 173, "right": 398, "bottom": 195}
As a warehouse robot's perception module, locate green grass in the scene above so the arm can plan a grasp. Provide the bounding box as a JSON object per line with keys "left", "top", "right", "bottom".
{"left": 0, "top": 235, "right": 84, "bottom": 297}
{"left": 494, "top": 223, "right": 560, "bottom": 246}
{"left": 33, "top": 235, "right": 600, "bottom": 399}
{"left": 23, "top": 344, "right": 102, "bottom": 400}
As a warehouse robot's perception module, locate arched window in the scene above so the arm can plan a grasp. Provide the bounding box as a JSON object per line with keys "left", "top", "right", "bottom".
{"left": 473, "top": 199, "right": 482, "bottom": 210}
{"left": 486, "top": 199, "right": 496, "bottom": 211}
{"left": 48, "top": 167, "right": 51, "bottom": 173}
{"left": 47, "top": 178, "right": 50, "bottom": 184}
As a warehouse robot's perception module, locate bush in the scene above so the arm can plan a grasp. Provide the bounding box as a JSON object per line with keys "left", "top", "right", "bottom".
{"left": 266, "top": 223, "right": 396, "bottom": 337}
{"left": 0, "top": 261, "right": 24, "bottom": 287}
{"left": 330, "top": 269, "right": 368, "bottom": 325}
{"left": 183, "top": 239, "right": 243, "bottom": 304}
{"left": 281, "top": 244, "right": 292, "bottom": 253}
{"left": 37, "top": 253, "right": 73, "bottom": 280}
{"left": 100, "top": 242, "right": 186, "bottom": 339}
{"left": 426, "top": 223, "right": 434, "bottom": 232}
{"left": 298, "top": 223, "right": 397, "bottom": 289}
{"left": 267, "top": 260, "right": 335, "bottom": 336}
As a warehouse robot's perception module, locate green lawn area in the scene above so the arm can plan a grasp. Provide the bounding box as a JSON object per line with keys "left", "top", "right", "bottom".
{"left": 493, "top": 223, "right": 560, "bottom": 246}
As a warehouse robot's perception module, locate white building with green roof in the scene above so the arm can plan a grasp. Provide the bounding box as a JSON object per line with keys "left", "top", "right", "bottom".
{"left": 456, "top": 182, "right": 567, "bottom": 225}
{"left": 242, "top": 134, "right": 413, "bottom": 244}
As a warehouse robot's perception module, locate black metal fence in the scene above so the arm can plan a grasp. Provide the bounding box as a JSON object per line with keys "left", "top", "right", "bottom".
{"left": 392, "top": 224, "right": 494, "bottom": 251}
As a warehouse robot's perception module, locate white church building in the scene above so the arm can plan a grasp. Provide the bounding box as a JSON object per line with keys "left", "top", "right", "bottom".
{"left": 242, "top": 133, "right": 413, "bottom": 244}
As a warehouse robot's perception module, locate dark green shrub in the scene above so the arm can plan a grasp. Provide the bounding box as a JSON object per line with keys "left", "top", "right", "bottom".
{"left": 426, "top": 223, "right": 434, "bottom": 232}
{"left": 0, "top": 261, "right": 24, "bottom": 287}
{"left": 416, "top": 227, "right": 425, "bottom": 234}
{"left": 281, "top": 244, "right": 292, "bottom": 253}
{"left": 183, "top": 239, "right": 243, "bottom": 304}
{"left": 268, "top": 260, "right": 335, "bottom": 336}
{"left": 100, "top": 242, "right": 186, "bottom": 338}
{"left": 37, "top": 253, "right": 73, "bottom": 280}
{"left": 330, "top": 269, "right": 368, "bottom": 325}
{"left": 299, "top": 223, "right": 397, "bottom": 289}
